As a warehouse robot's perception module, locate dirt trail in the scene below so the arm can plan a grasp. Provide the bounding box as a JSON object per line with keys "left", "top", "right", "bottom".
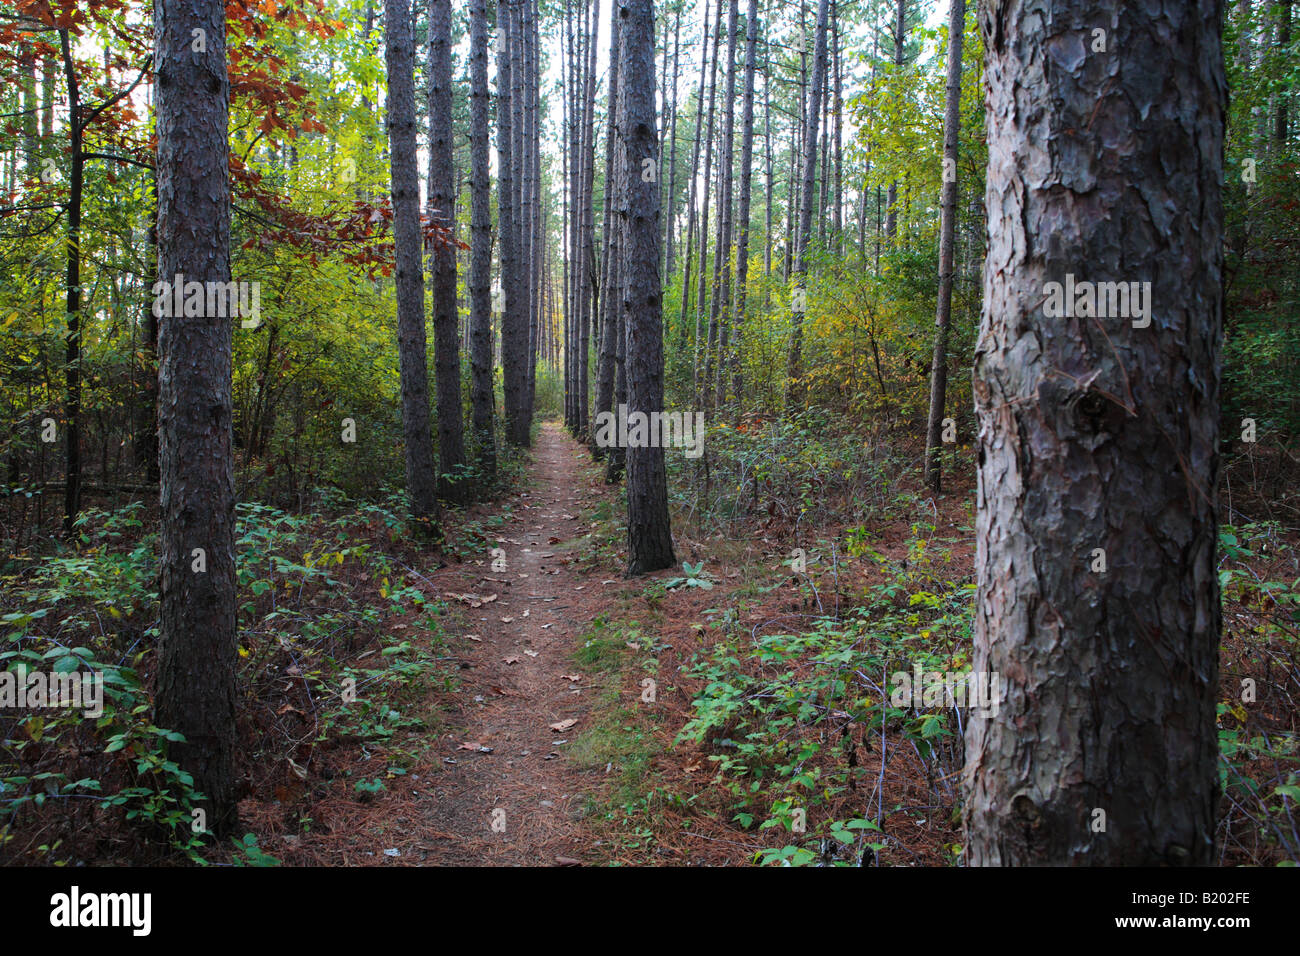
{"left": 409, "top": 421, "right": 615, "bottom": 865}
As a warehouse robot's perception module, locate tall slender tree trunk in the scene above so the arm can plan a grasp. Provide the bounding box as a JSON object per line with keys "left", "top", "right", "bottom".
{"left": 706, "top": 0, "right": 739, "bottom": 409}
{"left": 621, "top": 0, "right": 674, "bottom": 575}
{"left": 676, "top": 0, "right": 713, "bottom": 350}
{"left": 885, "top": 0, "right": 905, "bottom": 240}
{"left": 785, "top": 0, "right": 829, "bottom": 411}
{"left": 965, "top": 0, "right": 1226, "bottom": 866}
{"left": 579, "top": 0, "right": 600, "bottom": 439}
{"left": 153, "top": 0, "right": 239, "bottom": 837}
{"left": 428, "top": 0, "right": 467, "bottom": 500}
{"left": 499, "top": 1, "right": 528, "bottom": 445}
{"left": 383, "top": 0, "right": 441, "bottom": 527}
{"left": 468, "top": 0, "right": 496, "bottom": 477}
{"left": 663, "top": 7, "right": 682, "bottom": 282}
{"left": 923, "top": 0, "right": 962, "bottom": 494}
{"left": 729, "top": 0, "right": 758, "bottom": 406}
{"left": 58, "top": 31, "right": 83, "bottom": 533}
{"left": 593, "top": 2, "right": 623, "bottom": 460}
{"left": 694, "top": 8, "right": 722, "bottom": 400}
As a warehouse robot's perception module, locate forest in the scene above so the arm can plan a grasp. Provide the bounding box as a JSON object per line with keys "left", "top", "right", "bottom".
{"left": 0, "top": 0, "right": 1297, "bottom": 877}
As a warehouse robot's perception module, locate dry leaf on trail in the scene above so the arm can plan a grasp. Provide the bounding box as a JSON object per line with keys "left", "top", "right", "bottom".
{"left": 548, "top": 536, "right": 562, "bottom": 544}
{"left": 501, "top": 616, "right": 515, "bottom": 623}
{"left": 684, "top": 760, "right": 702, "bottom": 774}
{"left": 574, "top": 586, "right": 585, "bottom": 591}
{"left": 466, "top": 634, "right": 482, "bottom": 642}
{"left": 503, "top": 655, "right": 521, "bottom": 664}
{"left": 457, "top": 741, "right": 493, "bottom": 753}
{"left": 548, "top": 718, "right": 578, "bottom": 732}
{"left": 524, "top": 649, "right": 539, "bottom": 657}
{"left": 555, "top": 856, "right": 581, "bottom": 866}
{"left": 560, "top": 674, "right": 581, "bottom": 682}
{"left": 540, "top": 623, "right": 554, "bottom": 629}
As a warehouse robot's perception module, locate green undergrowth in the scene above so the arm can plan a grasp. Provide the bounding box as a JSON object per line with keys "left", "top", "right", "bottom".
{"left": 1, "top": 491, "right": 459, "bottom": 865}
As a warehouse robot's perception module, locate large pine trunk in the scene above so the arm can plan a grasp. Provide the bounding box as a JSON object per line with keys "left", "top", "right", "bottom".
{"left": 965, "top": 0, "right": 1226, "bottom": 866}
{"left": 153, "top": 0, "right": 239, "bottom": 836}
{"left": 383, "top": 0, "right": 440, "bottom": 529}
{"left": 621, "top": 0, "right": 673, "bottom": 574}
{"left": 428, "top": 0, "right": 467, "bottom": 500}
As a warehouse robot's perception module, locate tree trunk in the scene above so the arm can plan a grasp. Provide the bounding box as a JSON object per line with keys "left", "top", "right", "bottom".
{"left": 694, "top": 7, "right": 722, "bottom": 400}
{"left": 786, "top": 0, "right": 829, "bottom": 411}
{"left": 468, "top": 0, "right": 496, "bottom": 478}
{"left": 499, "top": 1, "right": 528, "bottom": 445}
{"left": 730, "top": 0, "right": 758, "bottom": 406}
{"left": 153, "top": 0, "right": 239, "bottom": 837}
{"left": 923, "top": 0, "right": 962, "bottom": 493}
{"left": 676, "top": 0, "right": 713, "bottom": 351}
{"left": 384, "top": 0, "right": 441, "bottom": 528}
{"left": 621, "top": 0, "right": 674, "bottom": 575}
{"left": 58, "top": 31, "right": 83, "bottom": 533}
{"left": 428, "top": 0, "right": 467, "bottom": 501}
{"left": 593, "top": 2, "right": 623, "bottom": 460}
{"left": 965, "top": 0, "right": 1226, "bottom": 866}
{"left": 884, "top": 0, "right": 905, "bottom": 240}
{"left": 707, "top": 0, "right": 739, "bottom": 410}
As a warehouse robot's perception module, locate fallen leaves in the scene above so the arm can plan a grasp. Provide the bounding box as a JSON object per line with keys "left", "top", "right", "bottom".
{"left": 450, "top": 592, "right": 498, "bottom": 608}
{"left": 548, "top": 718, "right": 578, "bottom": 732}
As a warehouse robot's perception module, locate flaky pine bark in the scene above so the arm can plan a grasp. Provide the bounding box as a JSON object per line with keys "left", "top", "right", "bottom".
{"left": 621, "top": 0, "right": 674, "bottom": 574}
{"left": 965, "top": 0, "right": 1225, "bottom": 866}
{"left": 923, "top": 0, "right": 962, "bottom": 493}
{"left": 383, "top": 0, "right": 440, "bottom": 528}
{"left": 428, "top": 0, "right": 467, "bottom": 500}
{"left": 785, "top": 0, "right": 829, "bottom": 410}
{"left": 468, "top": 0, "right": 495, "bottom": 477}
{"left": 153, "top": 0, "right": 239, "bottom": 836}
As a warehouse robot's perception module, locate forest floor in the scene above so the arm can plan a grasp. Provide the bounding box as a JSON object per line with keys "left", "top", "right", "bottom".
{"left": 257, "top": 422, "right": 622, "bottom": 865}
{"left": 253, "top": 421, "right": 977, "bottom": 866}
{"left": 21, "top": 420, "right": 1279, "bottom": 866}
